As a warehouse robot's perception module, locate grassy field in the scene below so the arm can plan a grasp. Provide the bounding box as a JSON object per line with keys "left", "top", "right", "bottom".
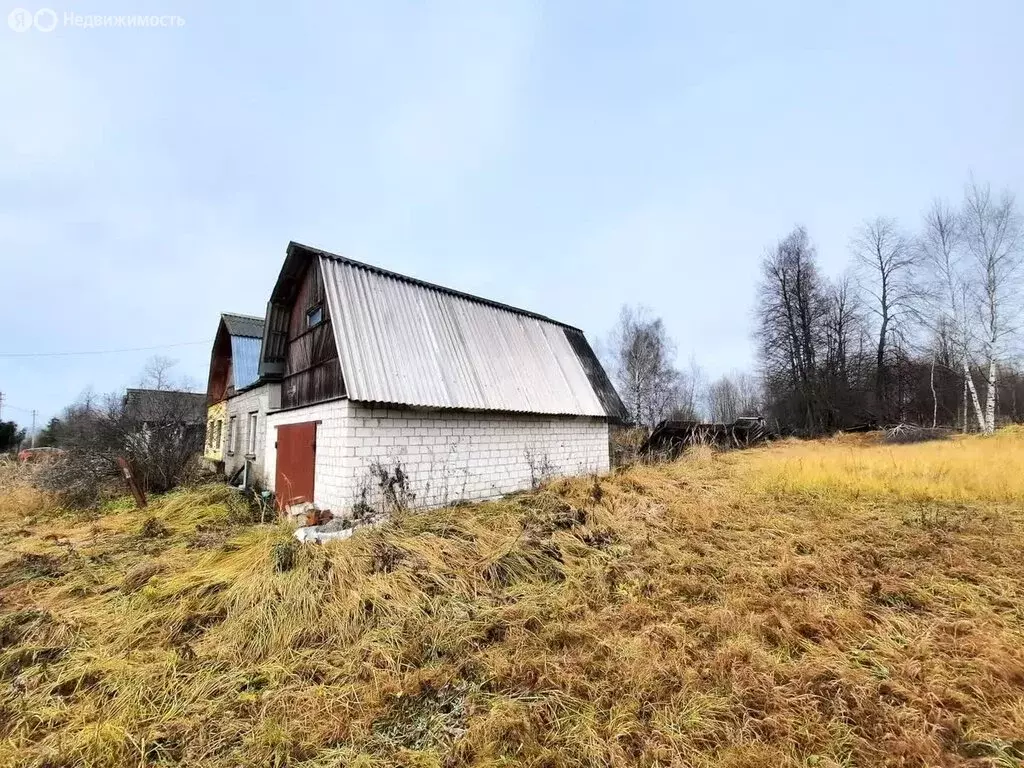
{"left": 1, "top": 430, "right": 1024, "bottom": 767}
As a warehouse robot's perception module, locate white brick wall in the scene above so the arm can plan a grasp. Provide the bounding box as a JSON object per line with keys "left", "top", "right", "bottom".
{"left": 264, "top": 399, "right": 351, "bottom": 512}
{"left": 264, "top": 399, "right": 610, "bottom": 514}
{"left": 222, "top": 383, "right": 279, "bottom": 483}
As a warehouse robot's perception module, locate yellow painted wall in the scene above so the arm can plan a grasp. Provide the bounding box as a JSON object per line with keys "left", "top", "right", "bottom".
{"left": 204, "top": 401, "right": 226, "bottom": 461}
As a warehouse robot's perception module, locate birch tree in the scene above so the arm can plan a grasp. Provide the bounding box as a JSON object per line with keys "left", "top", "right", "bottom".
{"left": 606, "top": 305, "right": 683, "bottom": 429}
{"left": 961, "top": 182, "right": 1024, "bottom": 432}
{"left": 918, "top": 199, "right": 986, "bottom": 431}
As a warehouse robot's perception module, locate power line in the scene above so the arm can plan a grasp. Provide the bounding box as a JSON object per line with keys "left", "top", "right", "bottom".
{"left": 0, "top": 339, "right": 211, "bottom": 359}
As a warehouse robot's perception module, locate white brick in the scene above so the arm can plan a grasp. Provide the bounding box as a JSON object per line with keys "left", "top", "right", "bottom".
{"left": 264, "top": 398, "right": 609, "bottom": 517}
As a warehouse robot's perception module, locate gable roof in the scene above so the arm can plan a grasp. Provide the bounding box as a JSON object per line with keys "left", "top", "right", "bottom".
{"left": 283, "top": 242, "right": 627, "bottom": 421}
{"left": 221, "top": 313, "right": 264, "bottom": 339}
{"left": 124, "top": 389, "right": 206, "bottom": 425}
{"left": 218, "top": 313, "right": 265, "bottom": 392}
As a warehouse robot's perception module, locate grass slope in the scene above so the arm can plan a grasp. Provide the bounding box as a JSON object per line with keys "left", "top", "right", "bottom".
{"left": 1, "top": 432, "right": 1024, "bottom": 767}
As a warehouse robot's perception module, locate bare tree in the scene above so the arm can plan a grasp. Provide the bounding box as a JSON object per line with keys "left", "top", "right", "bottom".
{"left": 752, "top": 181, "right": 1024, "bottom": 435}
{"left": 139, "top": 355, "right": 197, "bottom": 392}
{"left": 961, "top": 181, "right": 1024, "bottom": 432}
{"left": 705, "top": 376, "right": 738, "bottom": 424}
{"left": 756, "top": 226, "right": 831, "bottom": 431}
{"left": 705, "top": 372, "right": 761, "bottom": 423}
{"left": 851, "top": 217, "right": 920, "bottom": 421}
{"left": 821, "top": 274, "right": 871, "bottom": 425}
{"left": 671, "top": 355, "right": 706, "bottom": 421}
{"left": 606, "top": 305, "right": 683, "bottom": 429}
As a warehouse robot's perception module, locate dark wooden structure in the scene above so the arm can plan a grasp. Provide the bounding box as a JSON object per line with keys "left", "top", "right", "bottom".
{"left": 640, "top": 416, "right": 774, "bottom": 458}
{"left": 261, "top": 253, "right": 345, "bottom": 410}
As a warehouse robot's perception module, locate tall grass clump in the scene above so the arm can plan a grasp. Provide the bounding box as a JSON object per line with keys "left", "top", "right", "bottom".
{"left": 748, "top": 427, "right": 1024, "bottom": 505}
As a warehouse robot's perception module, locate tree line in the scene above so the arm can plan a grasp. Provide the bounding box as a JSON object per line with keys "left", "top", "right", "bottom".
{"left": 602, "top": 305, "right": 761, "bottom": 429}
{"left": 605, "top": 178, "right": 1024, "bottom": 435}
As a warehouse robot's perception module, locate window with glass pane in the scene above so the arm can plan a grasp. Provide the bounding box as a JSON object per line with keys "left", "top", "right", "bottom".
{"left": 247, "top": 413, "right": 258, "bottom": 454}
{"left": 306, "top": 305, "right": 323, "bottom": 327}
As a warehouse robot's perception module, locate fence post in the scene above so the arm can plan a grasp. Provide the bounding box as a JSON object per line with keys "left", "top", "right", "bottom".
{"left": 116, "top": 457, "right": 147, "bottom": 509}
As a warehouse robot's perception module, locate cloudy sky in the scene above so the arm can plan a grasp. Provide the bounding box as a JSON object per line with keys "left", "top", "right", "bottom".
{"left": 2, "top": 0, "right": 1023, "bottom": 429}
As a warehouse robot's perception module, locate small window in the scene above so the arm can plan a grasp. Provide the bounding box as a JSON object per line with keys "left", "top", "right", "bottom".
{"left": 306, "top": 305, "right": 323, "bottom": 328}
{"left": 247, "top": 412, "right": 258, "bottom": 455}
{"left": 227, "top": 416, "right": 237, "bottom": 454}
{"left": 214, "top": 420, "right": 223, "bottom": 447}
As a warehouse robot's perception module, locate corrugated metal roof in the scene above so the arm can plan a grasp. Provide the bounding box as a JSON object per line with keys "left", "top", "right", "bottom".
{"left": 318, "top": 253, "right": 617, "bottom": 417}
{"left": 230, "top": 335, "right": 262, "bottom": 391}
{"left": 222, "top": 313, "right": 264, "bottom": 339}
{"left": 124, "top": 389, "right": 206, "bottom": 425}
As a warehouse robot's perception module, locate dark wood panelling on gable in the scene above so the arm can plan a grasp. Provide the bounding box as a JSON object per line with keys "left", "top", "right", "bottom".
{"left": 281, "top": 259, "right": 345, "bottom": 409}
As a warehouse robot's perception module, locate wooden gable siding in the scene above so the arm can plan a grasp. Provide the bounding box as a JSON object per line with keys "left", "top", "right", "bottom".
{"left": 281, "top": 260, "right": 344, "bottom": 409}
{"left": 207, "top": 325, "right": 233, "bottom": 405}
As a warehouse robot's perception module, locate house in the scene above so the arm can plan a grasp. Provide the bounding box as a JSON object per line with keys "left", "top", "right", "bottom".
{"left": 123, "top": 388, "right": 207, "bottom": 456}
{"left": 203, "top": 313, "right": 280, "bottom": 483}
{"left": 124, "top": 388, "right": 206, "bottom": 432}
{"left": 257, "top": 241, "right": 627, "bottom": 513}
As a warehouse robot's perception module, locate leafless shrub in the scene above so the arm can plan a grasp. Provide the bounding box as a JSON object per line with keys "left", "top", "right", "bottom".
{"left": 34, "top": 453, "right": 118, "bottom": 509}
{"left": 524, "top": 448, "right": 555, "bottom": 489}
{"left": 368, "top": 460, "right": 414, "bottom": 514}
{"left": 346, "top": 462, "right": 413, "bottom": 524}
{"left": 884, "top": 424, "right": 952, "bottom": 444}
{"left": 34, "top": 388, "right": 204, "bottom": 506}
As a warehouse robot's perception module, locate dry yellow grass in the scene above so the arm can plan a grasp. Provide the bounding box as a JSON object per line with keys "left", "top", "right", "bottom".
{"left": 1, "top": 431, "right": 1024, "bottom": 767}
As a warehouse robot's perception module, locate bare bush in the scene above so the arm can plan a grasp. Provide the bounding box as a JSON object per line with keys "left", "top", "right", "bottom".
{"left": 883, "top": 424, "right": 952, "bottom": 444}
{"left": 34, "top": 453, "right": 117, "bottom": 508}
{"left": 35, "top": 388, "right": 205, "bottom": 507}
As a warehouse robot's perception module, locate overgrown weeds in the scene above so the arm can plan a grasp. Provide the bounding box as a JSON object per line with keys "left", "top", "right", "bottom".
{"left": 1, "top": 431, "right": 1023, "bottom": 766}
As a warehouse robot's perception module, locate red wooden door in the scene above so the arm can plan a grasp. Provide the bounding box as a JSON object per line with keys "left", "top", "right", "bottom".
{"left": 275, "top": 422, "right": 316, "bottom": 510}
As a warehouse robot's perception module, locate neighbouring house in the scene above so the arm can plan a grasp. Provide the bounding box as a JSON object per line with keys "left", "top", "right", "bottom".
{"left": 204, "top": 400, "right": 227, "bottom": 465}
{"left": 123, "top": 387, "right": 207, "bottom": 462}
{"left": 108, "top": 388, "right": 207, "bottom": 494}
{"left": 258, "top": 241, "right": 627, "bottom": 514}
{"left": 124, "top": 388, "right": 206, "bottom": 434}
{"left": 204, "top": 313, "right": 280, "bottom": 484}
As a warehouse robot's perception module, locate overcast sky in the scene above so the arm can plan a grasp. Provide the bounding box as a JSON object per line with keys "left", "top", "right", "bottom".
{"left": 2, "top": 0, "right": 1023, "bottom": 428}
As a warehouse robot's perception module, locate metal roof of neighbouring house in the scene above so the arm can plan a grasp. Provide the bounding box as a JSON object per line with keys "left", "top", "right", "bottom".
{"left": 124, "top": 389, "right": 207, "bottom": 425}
{"left": 222, "top": 313, "right": 265, "bottom": 340}
{"left": 285, "top": 242, "right": 628, "bottom": 421}
{"left": 221, "top": 313, "right": 264, "bottom": 391}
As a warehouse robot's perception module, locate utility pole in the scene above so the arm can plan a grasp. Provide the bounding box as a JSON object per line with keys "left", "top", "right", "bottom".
{"left": 0, "top": 391, "right": 4, "bottom": 420}
{"left": 31, "top": 409, "right": 37, "bottom": 447}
